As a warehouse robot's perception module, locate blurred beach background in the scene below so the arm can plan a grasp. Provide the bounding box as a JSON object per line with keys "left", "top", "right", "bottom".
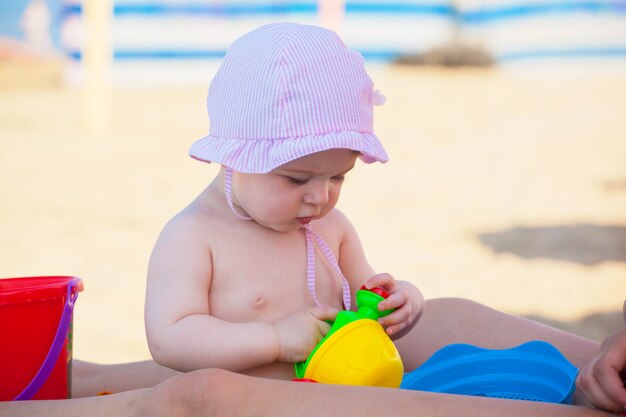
{"left": 1, "top": 0, "right": 626, "bottom": 364}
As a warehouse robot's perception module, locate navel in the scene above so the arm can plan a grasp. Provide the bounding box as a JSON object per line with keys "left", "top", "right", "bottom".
{"left": 252, "top": 296, "right": 267, "bottom": 310}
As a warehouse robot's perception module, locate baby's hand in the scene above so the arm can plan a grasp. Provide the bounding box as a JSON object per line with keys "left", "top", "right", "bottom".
{"left": 363, "top": 273, "right": 424, "bottom": 337}
{"left": 273, "top": 306, "right": 338, "bottom": 363}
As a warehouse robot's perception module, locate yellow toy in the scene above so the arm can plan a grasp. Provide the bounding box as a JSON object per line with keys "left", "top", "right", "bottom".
{"left": 294, "top": 286, "right": 404, "bottom": 387}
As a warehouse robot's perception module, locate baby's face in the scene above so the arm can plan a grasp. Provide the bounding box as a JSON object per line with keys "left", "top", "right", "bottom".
{"left": 234, "top": 149, "right": 358, "bottom": 232}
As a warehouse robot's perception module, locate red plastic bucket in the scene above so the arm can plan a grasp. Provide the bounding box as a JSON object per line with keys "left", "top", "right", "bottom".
{"left": 0, "top": 276, "right": 84, "bottom": 400}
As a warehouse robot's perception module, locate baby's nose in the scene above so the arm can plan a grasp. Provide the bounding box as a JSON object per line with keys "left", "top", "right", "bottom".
{"left": 304, "top": 181, "right": 330, "bottom": 206}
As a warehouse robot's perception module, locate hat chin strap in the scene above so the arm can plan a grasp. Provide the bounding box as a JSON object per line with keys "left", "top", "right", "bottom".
{"left": 223, "top": 166, "right": 352, "bottom": 310}
{"left": 224, "top": 167, "right": 253, "bottom": 220}
{"left": 303, "top": 223, "right": 352, "bottom": 311}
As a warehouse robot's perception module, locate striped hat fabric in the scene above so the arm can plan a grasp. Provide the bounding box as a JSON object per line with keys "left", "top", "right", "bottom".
{"left": 189, "top": 22, "right": 389, "bottom": 173}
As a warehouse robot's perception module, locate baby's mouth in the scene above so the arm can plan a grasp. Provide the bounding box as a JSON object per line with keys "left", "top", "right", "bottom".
{"left": 296, "top": 217, "right": 312, "bottom": 225}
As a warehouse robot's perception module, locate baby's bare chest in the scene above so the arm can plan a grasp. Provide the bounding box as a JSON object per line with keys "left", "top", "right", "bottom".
{"left": 208, "top": 229, "right": 343, "bottom": 322}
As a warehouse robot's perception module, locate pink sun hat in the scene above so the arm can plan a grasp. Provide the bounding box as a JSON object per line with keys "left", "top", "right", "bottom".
{"left": 189, "top": 22, "right": 389, "bottom": 173}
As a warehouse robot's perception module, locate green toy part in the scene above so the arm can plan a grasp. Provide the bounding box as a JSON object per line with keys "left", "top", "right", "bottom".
{"left": 294, "top": 286, "right": 394, "bottom": 379}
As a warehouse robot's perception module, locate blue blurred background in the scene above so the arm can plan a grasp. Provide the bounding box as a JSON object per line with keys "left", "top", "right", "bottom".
{"left": 2, "top": 0, "right": 626, "bottom": 85}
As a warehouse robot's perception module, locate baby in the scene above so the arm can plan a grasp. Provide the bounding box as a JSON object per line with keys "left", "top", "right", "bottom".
{"left": 144, "top": 22, "right": 424, "bottom": 379}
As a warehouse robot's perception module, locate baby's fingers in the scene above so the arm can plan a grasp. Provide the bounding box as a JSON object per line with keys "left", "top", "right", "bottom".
{"left": 364, "top": 273, "right": 395, "bottom": 290}
{"left": 378, "top": 291, "right": 406, "bottom": 312}
{"left": 308, "top": 305, "right": 339, "bottom": 334}
{"left": 309, "top": 305, "right": 339, "bottom": 321}
{"left": 378, "top": 306, "right": 412, "bottom": 336}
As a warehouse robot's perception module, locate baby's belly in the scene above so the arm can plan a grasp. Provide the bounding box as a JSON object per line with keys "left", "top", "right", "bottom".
{"left": 242, "top": 361, "right": 297, "bottom": 381}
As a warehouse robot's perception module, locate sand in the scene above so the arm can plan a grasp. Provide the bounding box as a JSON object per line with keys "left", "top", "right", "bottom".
{"left": 1, "top": 60, "right": 625, "bottom": 363}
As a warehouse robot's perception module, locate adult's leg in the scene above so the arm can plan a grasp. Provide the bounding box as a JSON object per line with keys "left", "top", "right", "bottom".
{"left": 395, "top": 297, "right": 599, "bottom": 370}
{"left": 71, "top": 359, "right": 180, "bottom": 398}
{"left": 393, "top": 298, "right": 600, "bottom": 405}
{"left": 149, "top": 368, "right": 610, "bottom": 417}
{"left": 0, "top": 368, "right": 610, "bottom": 417}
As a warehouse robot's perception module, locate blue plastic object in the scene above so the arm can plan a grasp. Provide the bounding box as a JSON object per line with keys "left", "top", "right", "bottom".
{"left": 401, "top": 341, "right": 579, "bottom": 404}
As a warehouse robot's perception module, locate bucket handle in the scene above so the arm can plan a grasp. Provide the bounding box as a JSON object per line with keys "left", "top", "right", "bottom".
{"left": 13, "top": 279, "right": 81, "bottom": 401}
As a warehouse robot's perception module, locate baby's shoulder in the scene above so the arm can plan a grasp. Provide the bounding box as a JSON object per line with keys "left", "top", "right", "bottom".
{"left": 332, "top": 206, "right": 357, "bottom": 222}
{"left": 158, "top": 198, "right": 230, "bottom": 245}
{"left": 322, "top": 207, "right": 350, "bottom": 225}
{"left": 316, "top": 207, "right": 354, "bottom": 236}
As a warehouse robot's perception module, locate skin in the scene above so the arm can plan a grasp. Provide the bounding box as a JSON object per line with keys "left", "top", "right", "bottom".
{"left": 145, "top": 149, "right": 424, "bottom": 378}
{"left": 70, "top": 360, "right": 179, "bottom": 398}
{"left": 141, "top": 149, "right": 602, "bottom": 410}
{"left": 396, "top": 298, "right": 600, "bottom": 406}
{"left": 0, "top": 356, "right": 613, "bottom": 417}
{"left": 576, "top": 301, "right": 626, "bottom": 413}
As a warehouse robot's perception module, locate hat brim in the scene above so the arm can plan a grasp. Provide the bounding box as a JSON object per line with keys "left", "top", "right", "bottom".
{"left": 189, "top": 130, "right": 389, "bottom": 174}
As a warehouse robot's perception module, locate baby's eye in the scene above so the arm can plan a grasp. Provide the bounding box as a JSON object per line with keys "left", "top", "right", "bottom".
{"left": 287, "top": 176, "right": 309, "bottom": 185}
{"left": 331, "top": 175, "right": 345, "bottom": 183}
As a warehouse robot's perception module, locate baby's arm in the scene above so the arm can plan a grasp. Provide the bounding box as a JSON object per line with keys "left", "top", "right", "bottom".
{"left": 333, "top": 210, "right": 424, "bottom": 336}
{"left": 145, "top": 212, "right": 336, "bottom": 372}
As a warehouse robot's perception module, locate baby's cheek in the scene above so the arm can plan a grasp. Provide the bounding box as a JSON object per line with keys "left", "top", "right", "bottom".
{"left": 266, "top": 198, "right": 297, "bottom": 217}
{"left": 322, "top": 194, "right": 341, "bottom": 215}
